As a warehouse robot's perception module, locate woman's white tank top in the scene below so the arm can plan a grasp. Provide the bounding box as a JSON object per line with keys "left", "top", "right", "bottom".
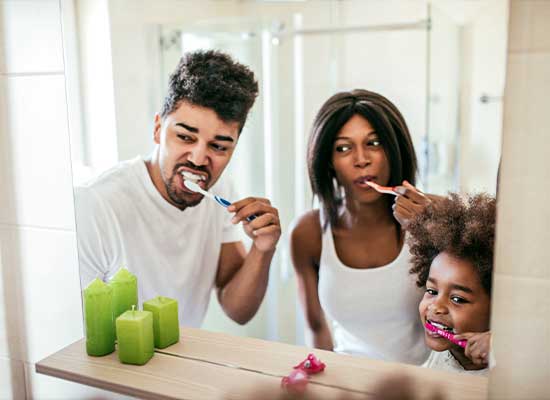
{"left": 317, "top": 215, "right": 430, "bottom": 365}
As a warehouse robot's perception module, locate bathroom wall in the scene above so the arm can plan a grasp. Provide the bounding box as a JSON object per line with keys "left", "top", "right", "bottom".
{"left": 490, "top": 0, "right": 550, "bottom": 398}
{"left": 0, "top": 0, "right": 129, "bottom": 397}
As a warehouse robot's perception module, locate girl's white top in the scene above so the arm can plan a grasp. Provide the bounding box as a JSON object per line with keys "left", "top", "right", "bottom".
{"left": 423, "top": 351, "right": 489, "bottom": 376}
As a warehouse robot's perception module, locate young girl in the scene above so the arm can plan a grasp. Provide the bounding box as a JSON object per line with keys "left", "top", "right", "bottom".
{"left": 408, "top": 193, "right": 495, "bottom": 374}
{"left": 291, "top": 89, "right": 432, "bottom": 365}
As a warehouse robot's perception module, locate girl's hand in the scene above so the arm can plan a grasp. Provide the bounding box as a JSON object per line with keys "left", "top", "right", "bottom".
{"left": 392, "top": 180, "right": 432, "bottom": 228}
{"left": 454, "top": 331, "right": 491, "bottom": 367}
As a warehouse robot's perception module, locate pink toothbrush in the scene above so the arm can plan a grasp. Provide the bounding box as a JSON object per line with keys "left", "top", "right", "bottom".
{"left": 425, "top": 322, "right": 467, "bottom": 348}
{"left": 365, "top": 181, "right": 398, "bottom": 196}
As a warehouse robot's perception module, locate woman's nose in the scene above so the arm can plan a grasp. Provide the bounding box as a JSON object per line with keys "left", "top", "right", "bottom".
{"left": 354, "top": 148, "right": 371, "bottom": 168}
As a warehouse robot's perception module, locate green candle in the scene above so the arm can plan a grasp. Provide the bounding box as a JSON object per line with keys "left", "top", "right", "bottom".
{"left": 116, "top": 306, "right": 154, "bottom": 365}
{"left": 83, "top": 278, "right": 115, "bottom": 356}
{"left": 109, "top": 268, "right": 138, "bottom": 336}
{"left": 143, "top": 296, "right": 180, "bottom": 349}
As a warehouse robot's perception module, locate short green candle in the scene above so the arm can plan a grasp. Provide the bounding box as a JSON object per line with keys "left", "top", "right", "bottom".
{"left": 143, "top": 296, "right": 180, "bottom": 349}
{"left": 83, "top": 278, "right": 115, "bottom": 356}
{"left": 109, "top": 268, "right": 138, "bottom": 336}
{"left": 116, "top": 307, "right": 154, "bottom": 365}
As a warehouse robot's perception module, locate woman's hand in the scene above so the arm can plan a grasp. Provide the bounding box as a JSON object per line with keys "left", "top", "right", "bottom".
{"left": 392, "top": 181, "right": 432, "bottom": 228}
{"left": 454, "top": 331, "right": 491, "bottom": 367}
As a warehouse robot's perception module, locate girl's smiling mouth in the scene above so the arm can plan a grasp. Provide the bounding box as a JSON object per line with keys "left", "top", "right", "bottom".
{"left": 426, "top": 318, "right": 456, "bottom": 334}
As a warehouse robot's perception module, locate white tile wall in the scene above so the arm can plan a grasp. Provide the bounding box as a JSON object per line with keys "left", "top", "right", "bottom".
{"left": 0, "top": 0, "right": 64, "bottom": 74}
{"left": 0, "top": 0, "right": 98, "bottom": 396}
{"left": 0, "top": 75, "right": 76, "bottom": 230}
{"left": 0, "top": 357, "right": 26, "bottom": 399}
{"left": 0, "top": 227, "right": 25, "bottom": 361}
{"left": 0, "top": 226, "right": 83, "bottom": 364}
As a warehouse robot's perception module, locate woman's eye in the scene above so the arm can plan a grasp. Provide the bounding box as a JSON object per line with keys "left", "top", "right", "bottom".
{"left": 426, "top": 288, "right": 437, "bottom": 296}
{"left": 335, "top": 145, "right": 351, "bottom": 152}
{"left": 368, "top": 140, "right": 381, "bottom": 147}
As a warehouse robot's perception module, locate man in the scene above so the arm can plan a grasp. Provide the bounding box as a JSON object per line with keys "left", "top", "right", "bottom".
{"left": 76, "top": 50, "right": 281, "bottom": 326}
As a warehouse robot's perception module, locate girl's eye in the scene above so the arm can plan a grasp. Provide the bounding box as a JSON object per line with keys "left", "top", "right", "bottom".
{"left": 451, "top": 296, "right": 469, "bottom": 304}
{"left": 426, "top": 288, "right": 437, "bottom": 296}
{"left": 335, "top": 144, "right": 351, "bottom": 152}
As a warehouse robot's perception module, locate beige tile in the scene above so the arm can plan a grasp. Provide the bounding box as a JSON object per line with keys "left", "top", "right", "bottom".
{"left": 531, "top": 0, "right": 550, "bottom": 51}
{"left": 489, "top": 274, "right": 550, "bottom": 399}
{"left": 25, "top": 361, "right": 137, "bottom": 399}
{"left": 0, "top": 0, "right": 64, "bottom": 74}
{"left": 501, "top": 50, "right": 528, "bottom": 131}
{"left": 0, "top": 357, "right": 26, "bottom": 399}
{"left": 0, "top": 75, "right": 76, "bottom": 230}
{"left": 508, "top": 0, "right": 532, "bottom": 52}
{"left": 0, "top": 226, "right": 83, "bottom": 364}
{"left": 496, "top": 52, "right": 550, "bottom": 280}
{"left": 523, "top": 53, "right": 550, "bottom": 129}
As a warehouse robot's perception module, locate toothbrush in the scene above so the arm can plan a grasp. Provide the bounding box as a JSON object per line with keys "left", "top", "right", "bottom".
{"left": 183, "top": 179, "right": 256, "bottom": 222}
{"left": 365, "top": 181, "right": 398, "bottom": 196}
{"left": 425, "top": 322, "right": 467, "bottom": 348}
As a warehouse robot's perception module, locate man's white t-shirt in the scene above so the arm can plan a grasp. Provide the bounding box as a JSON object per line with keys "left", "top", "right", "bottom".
{"left": 75, "top": 156, "right": 243, "bottom": 327}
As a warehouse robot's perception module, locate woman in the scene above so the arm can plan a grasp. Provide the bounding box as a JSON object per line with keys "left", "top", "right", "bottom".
{"left": 291, "top": 89, "right": 432, "bottom": 365}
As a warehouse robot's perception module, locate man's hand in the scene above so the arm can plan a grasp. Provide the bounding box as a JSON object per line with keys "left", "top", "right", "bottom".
{"left": 454, "top": 331, "right": 491, "bottom": 367}
{"left": 392, "top": 180, "right": 432, "bottom": 228}
{"left": 228, "top": 197, "right": 281, "bottom": 252}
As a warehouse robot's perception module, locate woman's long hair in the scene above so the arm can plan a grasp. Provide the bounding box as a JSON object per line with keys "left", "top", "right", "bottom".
{"left": 307, "top": 89, "right": 418, "bottom": 230}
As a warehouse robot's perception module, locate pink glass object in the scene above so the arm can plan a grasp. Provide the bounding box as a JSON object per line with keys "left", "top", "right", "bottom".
{"left": 294, "top": 353, "right": 326, "bottom": 374}
{"left": 425, "top": 322, "right": 467, "bottom": 348}
{"left": 281, "top": 368, "right": 309, "bottom": 394}
{"left": 365, "top": 181, "right": 398, "bottom": 195}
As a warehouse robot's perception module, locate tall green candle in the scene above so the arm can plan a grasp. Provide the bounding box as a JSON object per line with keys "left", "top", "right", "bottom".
{"left": 109, "top": 268, "right": 138, "bottom": 336}
{"left": 143, "top": 296, "right": 179, "bottom": 349}
{"left": 83, "top": 278, "right": 115, "bottom": 356}
{"left": 116, "top": 306, "right": 154, "bottom": 365}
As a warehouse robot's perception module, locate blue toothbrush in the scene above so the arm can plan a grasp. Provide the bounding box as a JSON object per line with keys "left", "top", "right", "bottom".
{"left": 183, "top": 179, "right": 256, "bottom": 222}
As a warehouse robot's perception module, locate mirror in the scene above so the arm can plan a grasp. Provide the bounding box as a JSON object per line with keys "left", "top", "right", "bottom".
{"left": 63, "top": 0, "right": 507, "bottom": 369}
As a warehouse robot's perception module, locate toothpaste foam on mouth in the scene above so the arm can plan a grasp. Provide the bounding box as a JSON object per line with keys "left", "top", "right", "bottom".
{"left": 427, "top": 320, "right": 455, "bottom": 333}
{"left": 180, "top": 170, "right": 205, "bottom": 182}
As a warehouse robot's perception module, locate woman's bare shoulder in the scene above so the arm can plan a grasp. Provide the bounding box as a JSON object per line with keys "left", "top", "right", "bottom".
{"left": 290, "top": 209, "right": 322, "bottom": 264}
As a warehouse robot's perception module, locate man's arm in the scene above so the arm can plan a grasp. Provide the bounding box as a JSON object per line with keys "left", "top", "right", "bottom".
{"left": 74, "top": 186, "right": 115, "bottom": 287}
{"left": 214, "top": 197, "right": 281, "bottom": 325}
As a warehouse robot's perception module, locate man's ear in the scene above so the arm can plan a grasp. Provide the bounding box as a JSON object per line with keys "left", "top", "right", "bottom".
{"left": 153, "top": 113, "right": 162, "bottom": 144}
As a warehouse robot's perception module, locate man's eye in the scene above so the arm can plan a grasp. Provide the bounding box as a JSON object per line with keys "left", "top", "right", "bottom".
{"left": 177, "top": 134, "right": 193, "bottom": 142}
{"left": 335, "top": 145, "right": 351, "bottom": 152}
{"left": 210, "top": 143, "right": 227, "bottom": 152}
{"left": 426, "top": 288, "right": 437, "bottom": 296}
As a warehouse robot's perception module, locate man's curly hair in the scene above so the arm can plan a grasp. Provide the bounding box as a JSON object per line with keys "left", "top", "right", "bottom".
{"left": 160, "top": 50, "right": 259, "bottom": 132}
{"left": 408, "top": 193, "right": 496, "bottom": 295}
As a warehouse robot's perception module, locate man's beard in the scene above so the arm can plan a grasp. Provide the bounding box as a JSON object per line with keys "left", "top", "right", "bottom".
{"left": 164, "top": 170, "right": 204, "bottom": 209}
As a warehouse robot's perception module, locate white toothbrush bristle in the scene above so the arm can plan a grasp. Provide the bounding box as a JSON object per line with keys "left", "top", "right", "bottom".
{"left": 183, "top": 179, "right": 201, "bottom": 193}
